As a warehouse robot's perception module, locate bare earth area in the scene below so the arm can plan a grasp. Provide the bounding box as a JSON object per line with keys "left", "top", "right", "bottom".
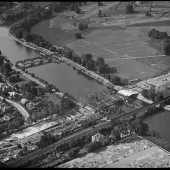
{"left": 58, "top": 136, "right": 154, "bottom": 168}
{"left": 58, "top": 135, "right": 170, "bottom": 168}
{"left": 105, "top": 146, "right": 170, "bottom": 168}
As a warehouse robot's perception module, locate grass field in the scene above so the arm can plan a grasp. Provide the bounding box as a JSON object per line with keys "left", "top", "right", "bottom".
{"left": 31, "top": 18, "right": 77, "bottom": 47}
{"left": 66, "top": 26, "right": 161, "bottom": 80}
{"left": 31, "top": 1, "right": 170, "bottom": 80}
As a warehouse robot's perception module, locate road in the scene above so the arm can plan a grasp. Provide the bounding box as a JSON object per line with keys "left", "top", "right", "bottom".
{"left": 7, "top": 95, "right": 170, "bottom": 167}
{"left": 0, "top": 96, "right": 29, "bottom": 120}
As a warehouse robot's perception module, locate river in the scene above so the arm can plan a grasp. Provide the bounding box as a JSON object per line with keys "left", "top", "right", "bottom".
{"left": 1, "top": 26, "right": 170, "bottom": 142}
{"left": 0, "top": 26, "right": 104, "bottom": 98}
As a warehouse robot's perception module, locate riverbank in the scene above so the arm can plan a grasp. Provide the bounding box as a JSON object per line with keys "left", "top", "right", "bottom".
{"left": 9, "top": 31, "right": 122, "bottom": 91}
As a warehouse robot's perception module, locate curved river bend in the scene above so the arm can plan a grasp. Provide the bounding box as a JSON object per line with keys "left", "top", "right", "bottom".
{"left": 1, "top": 26, "right": 170, "bottom": 142}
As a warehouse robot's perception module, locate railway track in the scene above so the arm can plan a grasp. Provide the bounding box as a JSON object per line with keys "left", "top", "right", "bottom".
{"left": 7, "top": 95, "right": 170, "bottom": 168}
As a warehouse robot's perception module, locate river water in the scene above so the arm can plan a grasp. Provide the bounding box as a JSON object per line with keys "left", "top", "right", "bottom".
{"left": 1, "top": 26, "right": 170, "bottom": 142}
{"left": 0, "top": 26, "right": 104, "bottom": 99}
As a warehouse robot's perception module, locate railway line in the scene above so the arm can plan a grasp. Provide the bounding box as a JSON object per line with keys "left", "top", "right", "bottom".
{"left": 7, "top": 95, "right": 170, "bottom": 168}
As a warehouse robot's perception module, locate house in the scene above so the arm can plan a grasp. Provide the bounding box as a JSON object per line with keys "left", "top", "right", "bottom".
{"left": 91, "top": 133, "right": 105, "bottom": 143}
{"left": 0, "top": 115, "right": 10, "bottom": 123}
{"left": 20, "top": 98, "right": 29, "bottom": 105}
{"left": 8, "top": 92, "right": 21, "bottom": 99}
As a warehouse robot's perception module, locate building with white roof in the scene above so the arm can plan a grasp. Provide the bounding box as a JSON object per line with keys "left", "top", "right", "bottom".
{"left": 118, "top": 89, "right": 139, "bottom": 98}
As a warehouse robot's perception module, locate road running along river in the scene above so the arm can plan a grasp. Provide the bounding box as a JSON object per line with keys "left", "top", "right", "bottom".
{"left": 1, "top": 26, "right": 170, "bottom": 143}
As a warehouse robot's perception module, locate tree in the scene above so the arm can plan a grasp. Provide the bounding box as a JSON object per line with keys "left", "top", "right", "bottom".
{"left": 86, "top": 59, "right": 95, "bottom": 70}
{"left": 162, "top": 38, "right": 170, "bottom": 55}
{"left": 3, "top": 62, "right": 11, "bottom": 73}
{"left": 75, "top": 33, "right": 82, "bottom": 39}
{"left": 156, "top": 91, "right": 164, "bottom": 101}
{"left": 23, "top": 145, "right": 28, "bottom": 153}
{"left": 60, "top": 97, "right": 76, "bottom": 110}
{"left": 65, "top": 50, "right": 73, "bottom": 59}
{"left": 98, "top": 10, "right": 102, "bottom": 17}
{"left": 95, "top": 57, "right": 105, "bottom": 71}
{"left": 129, "top": 119, "right": 149, "bottom": 136}
{"left": 78, "top": 23, "right": 84, "bottom": 31}
{"left": 69, "top": 140, "right": 77, "bottom": 149}
{"left": 49, "top": 46, "right": 57, "bottom": 52}
{"left": 145, "top": 11, "right": 151, "bottom": 17}
{"left": 15, "top": 29, "right": 23, "bottom": 39}
{"left": 126, "top": 3, "right": 134, "bottom": 14}
{"left": 45, "top": 84, "right": 53, "bottom": 92}
{"left": 17, "top": 143, "right": 22, "bottom": 149}
{"left": 85, "top": 141, "right": 101, "bottom": 153}
{"left": 67, "top": 147, "right": 80, "bottom": 158}
{"left": 101, "top": 137, "right": 110, "bottom": 146}
{"left": 141, "top": 89, "right": 148, "bottom": 98}
{"left": 81, "top": 53, "right": 93, "bottom": 64}
{"left": 75, "top": 7, "right": 81, "bottom": 14}
{"left": 110, "top": 75, "right": 121, "bottom": 85}
{"left": 0, "top": 56, "right": 4, "bottom": 67}
{"left": 110, "top": 125, "right": 120, "bottom": 141}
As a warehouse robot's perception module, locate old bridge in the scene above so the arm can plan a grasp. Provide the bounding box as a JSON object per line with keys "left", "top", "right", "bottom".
{"left": 15, "top": 53, "right": 62, "bottom": 69}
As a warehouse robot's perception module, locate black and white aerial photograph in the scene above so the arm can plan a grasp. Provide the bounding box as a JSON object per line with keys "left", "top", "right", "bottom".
{"left": 0, "top": 1, "right": 170, "bottom": 168}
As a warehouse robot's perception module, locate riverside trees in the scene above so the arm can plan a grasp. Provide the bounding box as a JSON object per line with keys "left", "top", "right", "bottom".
{"left": 9, "top": 5, "right": 53, "bottom": 50}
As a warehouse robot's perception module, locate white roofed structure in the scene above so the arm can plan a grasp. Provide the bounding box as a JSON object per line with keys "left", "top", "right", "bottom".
{"left": 118, "top": 89, "right": 139, "bottom": 97}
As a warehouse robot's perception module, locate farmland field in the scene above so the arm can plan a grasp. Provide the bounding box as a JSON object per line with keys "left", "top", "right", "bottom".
{"left": 31, "top": 1, "right": 170, "bottom": 81}
{"left": 66, "top": 26, "right": 162, "bottom": 80}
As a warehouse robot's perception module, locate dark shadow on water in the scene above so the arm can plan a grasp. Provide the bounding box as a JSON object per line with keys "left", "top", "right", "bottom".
{"left": 76, "top": 70, "right": 104, "bottom": 85}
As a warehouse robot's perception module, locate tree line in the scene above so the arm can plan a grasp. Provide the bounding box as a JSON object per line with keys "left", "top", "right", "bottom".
{"left": 148, "top": 28, "right": 170, "bottom": 55}
{"left": 64, "top": 51, "right": 128, "bottom": 86}
{"left": 34, "top": 117, "right": 149, "bottom": 166}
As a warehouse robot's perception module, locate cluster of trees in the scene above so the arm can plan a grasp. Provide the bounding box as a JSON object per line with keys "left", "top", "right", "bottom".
{"left": 145, "top": 11, "right": 151, "bottom": 17}
{"left": 52, "top": 2, "right": 84, "bottom": 14}
{"left": 162, "top": 39, "right": 170, "bottom": 55}
{"left": 32, "top": 117, "right": 150, "bottom": 166}
{"left": 0, "top": 110, "right": 24, "bottom": 135}
{"left": 60, "top": 93, "right": 76, "bottom": 111}
{"left": 64, "top": 50, "right": 127, "bottom": 86}
{"left": 30, "top": 100, "right": 60, "bottom": 122}
{"left": 1, "top": 2, "right": 37, "bottom": 23}
{"left": 36, "top": 132, "right": 56, "bottom": 149}
{"left": 9, "top": 5, "right": 55, "bottom": 51}
{"left": 8, "top": 73, "right": 22, "bottom": 83}
{"left": 75, "top": 32, "right": 82, "bottom": 39}
{"left": 78, "top": 23, "right": 88, "bottom": 31}
{"left": 21, "top": 82, "right": 39, "bottom": 98}
{"left": 148, "top": 28, "right": 168, "bottom": 39}
{"left": 0, "top": 62, "right": 12, "bottom": 79}
{"left": 141, "top": 88, "right": 164, "bottom": 102}
{"left": 126, "top": 3, "right": 135, "bottom": 14}
{"left": 85, "top": 141, "right": 102, "bottom": 153}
